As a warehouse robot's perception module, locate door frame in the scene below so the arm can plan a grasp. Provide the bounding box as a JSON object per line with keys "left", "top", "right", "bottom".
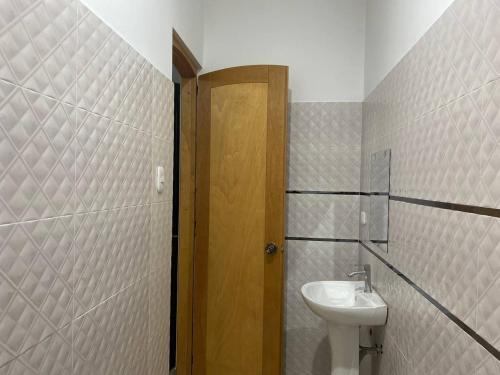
{"left": 173, "top": 29, "right": 201, "bottom": 375}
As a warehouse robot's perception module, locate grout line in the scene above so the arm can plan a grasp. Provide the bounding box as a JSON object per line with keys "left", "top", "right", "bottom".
{"left": 0, "top": 213, "right": 74, "bottom": 228}
{"left": 390, "top": 195, "right": 500, "bottom": 219}
{"left": 73, "top": 274, "right": 149, "bottom": 321}
{"left": 359, "top": 241, "right": 500, "bottom": 361}
{"left": 0, "top": 321, "right": 73, "bottom": 372}
{"left": 286, "top": 190, "right": 362, "bottom": 195}
{"left": 285, "top": 237, "right": 359, "bottom": 243}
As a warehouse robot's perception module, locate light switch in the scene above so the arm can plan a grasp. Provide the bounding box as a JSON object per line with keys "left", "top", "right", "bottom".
{"left": 360, "top": 211, "right": 367, "bottom": 225}
{"left": 156, "top": 166, "right": 165, "bottom": 193}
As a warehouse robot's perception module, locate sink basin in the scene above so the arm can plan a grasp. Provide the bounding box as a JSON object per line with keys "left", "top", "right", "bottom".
{"left": 301, "top": 281, "right": 387, "bottom": 375}
{"left": 301, "top": 281, "right": 387, "bottom": 326}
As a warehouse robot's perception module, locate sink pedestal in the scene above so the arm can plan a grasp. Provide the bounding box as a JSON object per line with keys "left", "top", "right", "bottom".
{"left": 328, "top": 324, "right": 359, "bottom": 375}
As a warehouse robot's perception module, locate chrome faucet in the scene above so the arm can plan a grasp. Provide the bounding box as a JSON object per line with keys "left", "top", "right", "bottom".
{"left": 347, "top": 264, "right": 372, "bottom": 293}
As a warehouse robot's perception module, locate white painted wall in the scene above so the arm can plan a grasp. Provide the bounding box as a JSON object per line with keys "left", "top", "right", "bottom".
{"left": 364, "top": 0, "right": 454, "bottom": 97}
{"left": 81, "top": 0, "right": 454, "bottom": 100}
{"left": 81, "top": 0, "right": 204, "bottom": 79}
{"left": 202, "top": 0, "right": 367, "bottom": 102}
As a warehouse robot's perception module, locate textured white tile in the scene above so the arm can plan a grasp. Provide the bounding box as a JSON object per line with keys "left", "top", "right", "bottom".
{"left": 403, "top": 105, "right": 482, "bottom": 205}
{"left": 476, "top": 343, "right": 500, "bottom": 375}
{"left": 372, "top": 335, "right": 411, "bottom": 375}
{"left": 74, "top": 205, "right": 150, "bottom": 316}
{"left": 472, "top": 79, "right": 500, "bottom": 208}
{"left": 116, "top": 61, "right": 154, "bottom": 132}
{"left": 150, "top": 202, "right": 172, "bottom": 275}
{"left": 412, "top": 313, "right": 483, "bottom": 375}
{"left": 0, "top": 324, "right": 72, "bottom": 375}
{"left": 0, "top": 81, "right": 75, "bottom": 224}
{"left": 477, "top": 217, "right": 500, "bottom": 350}
{"left": 451, "top": 0, "right": 500, "bottom": 77}
{"left": 74, "top": 3, "right": 129, "bottom": 114}
{"left": 287, "top": 194, "right": 359, "bottom": 239}
{"left": 152, "top": 70, "right": 174, "bottom": 140}
{"left": 0, "top": 0, "right": 78, "bottom": 101}
{"left": 393, "top": 203, "right": 483, "bottom": 327}
{"left": 73, "top": 280, "right": 149, "bottom": 375}
{"left": 287, "top": 102, "right": 361, "bottom": 191}
{"left": 149, "top": 270, "right": 170, "bottom": 375}
{"left": 0, "top": 216, "right": 73, "bottom": 367}
{"left": 0, "top": 2, "right": 175, "bottom": 374}
{"left": 75, "top": 110, "right": 151, "bottom": 212}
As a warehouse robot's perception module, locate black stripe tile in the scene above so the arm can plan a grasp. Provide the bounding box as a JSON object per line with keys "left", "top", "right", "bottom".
{"left": 359, "top": 241, "right": 500, "bottom": 361}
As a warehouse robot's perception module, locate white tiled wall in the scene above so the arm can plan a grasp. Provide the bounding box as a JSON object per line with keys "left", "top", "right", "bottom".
{"left": 285, "top": 102, "right": 362, "bottom": 375}
{"left": 360, "top": 0, "right": 500, "bottom": 373}
{"left": 287, "top": 194, "right": 360, "bottom": 240}
{"left": 0, "top": 0, "right": 174, "bottom": 374}
{"left": 288, "top": 103, "right": 361, "bottom": 192}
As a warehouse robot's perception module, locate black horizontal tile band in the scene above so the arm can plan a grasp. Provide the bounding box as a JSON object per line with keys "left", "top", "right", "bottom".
{"left": 370, "top": 240, "right": 388, "bottom": 244}
{"left": 359, "top": 241, "right": 500, "bottom": 361}
{"left": 285, "top": 191, "right": 390, "bottom": 196}
{"left": 285, "top": 237, "right": 359, "bottom": 243}
{"left": 286, "top": 191, "right": 361, "bottom": 195}
{"left": 390, "top": 195, "right": 500, "bottom": 219}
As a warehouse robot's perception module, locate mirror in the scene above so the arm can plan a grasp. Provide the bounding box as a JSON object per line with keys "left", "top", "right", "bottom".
{"left": 369, "top": 149, "right": 391, "bottom": 252}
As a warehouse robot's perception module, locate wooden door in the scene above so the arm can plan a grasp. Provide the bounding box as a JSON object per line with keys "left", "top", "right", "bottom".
{"left": 193, "top": 65, "right": 288, "bottom": 375}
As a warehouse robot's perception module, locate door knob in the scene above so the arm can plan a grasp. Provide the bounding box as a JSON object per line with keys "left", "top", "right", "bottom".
{"left": 265, "top": 242, "right": 278, "bottom": 255}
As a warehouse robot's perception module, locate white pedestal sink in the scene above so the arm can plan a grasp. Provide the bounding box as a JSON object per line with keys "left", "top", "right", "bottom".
{"left": 301, "top": 281, "right": 387, "bottom": 375}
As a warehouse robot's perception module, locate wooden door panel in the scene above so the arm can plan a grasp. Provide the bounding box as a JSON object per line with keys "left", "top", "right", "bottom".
{"left": 194, "top": 66, "right": 288, "bottom": 375}
{"left": 207, "top": 83, "right": 268, "bottom": 374}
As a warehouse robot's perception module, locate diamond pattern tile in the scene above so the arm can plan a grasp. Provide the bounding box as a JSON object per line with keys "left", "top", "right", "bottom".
{"left": 286, "top": 194, "right": 359, "bottom": 239}
{"left": 288, "top": 102, "right": 362, "bottom": 191}
{"left": 74, "top": 205, "right": 150, "bottom": 316}
{"left": 0, "top": 80, "right": 75, "bottom": 224}
{"left": 374, "top": 336, "right": 411, "bottom": 375}
{"left": 401, "top": 104, "right": 483, "bottom": 205}
{"left": 116, "top": 61, "right": 154, "bottom": 133}
{"left": 74, "top": 3, "right": 129, "bottom": 115}
{"left": 451, "top": 0, "right": 500, "bottom": 77}
{"left": 75, "top": 110, "right": 151, "bottom": 212}
{"left": 150, "top": 203, "right": 172, "bottom": 275}
{"left": 152, "top": 70, "right": 174, "bottom": 140}
{"left": 412, "top": 312, "right": 483, "bottom": 375}
{"left": 476, "top": 216, "right": 500, "bottom": 350}
{"left": 0, "top": 216, "right": 73, "bottom": 367}
{"left": 0, "top": 0, "right": 78, "bottom": 101}
{"left": 149, "top": 270, "right": 170, "bottom": 375}
{"left": 0, "top": 324, "right": 72, "bottom": 375}
{"left": 73, "top": 280, "right": 149, "bottom": 375}
{"left": 403, "top": 204, "right": 485, "bottom": 326}
{"left": 472, "top": 78, "right": 500, "bottom": 208}
{"left": 476, "top": 343, "right": 500, "bottom": 375}
{"left": 0, "top": 1, "right": 174, "bottom": 374}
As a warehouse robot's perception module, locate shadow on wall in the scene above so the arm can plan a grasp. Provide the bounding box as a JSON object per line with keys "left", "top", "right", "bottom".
{"left": 312, "top": 335, "right": 332, "bottom": 375}
{"left": 285, "top": 328, "right": 332, "bottom": 375}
